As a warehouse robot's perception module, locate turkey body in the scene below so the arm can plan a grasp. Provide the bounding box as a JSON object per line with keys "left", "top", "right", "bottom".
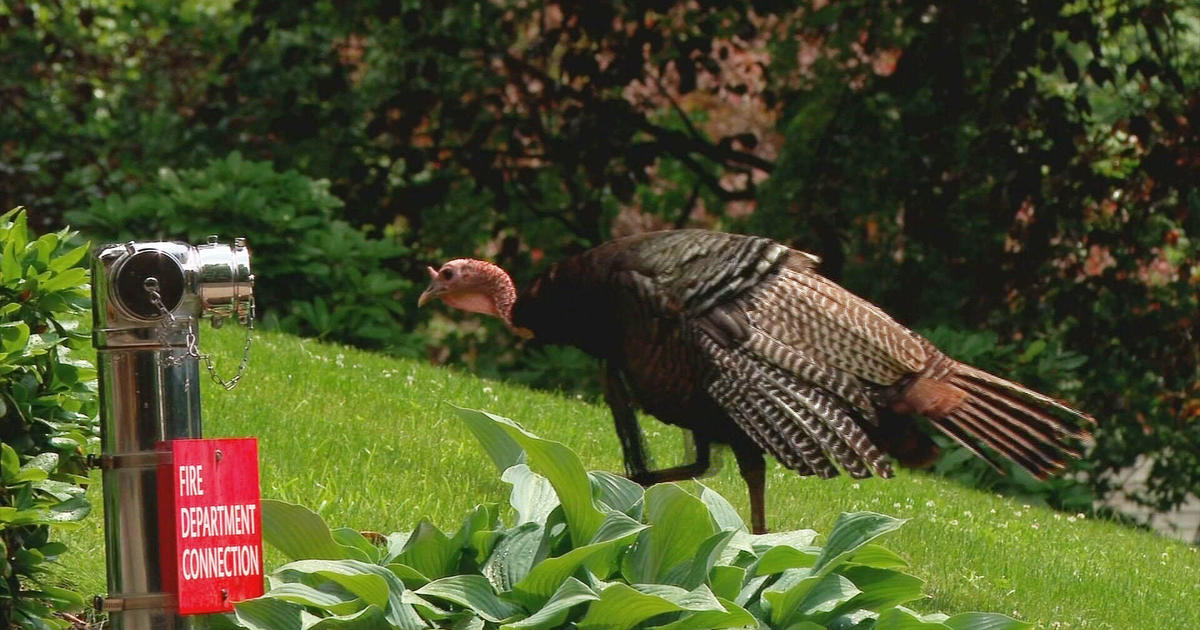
{"left": 506, "top": 230, "right": 1091, "bottom": 533}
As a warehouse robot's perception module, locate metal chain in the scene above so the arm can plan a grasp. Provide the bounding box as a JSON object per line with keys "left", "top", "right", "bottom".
{"left": 144, "top": 277, "right": 253, "bottom": 390}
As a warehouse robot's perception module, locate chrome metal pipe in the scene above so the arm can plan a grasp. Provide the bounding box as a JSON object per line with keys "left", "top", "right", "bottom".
{"left": 92, "top": 239, "right": 252, "bottom": 629}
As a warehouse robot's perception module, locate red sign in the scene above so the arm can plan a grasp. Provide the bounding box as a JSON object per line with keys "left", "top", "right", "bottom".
{"left": 157, "top": 438, "right": 264, "bottom": 615}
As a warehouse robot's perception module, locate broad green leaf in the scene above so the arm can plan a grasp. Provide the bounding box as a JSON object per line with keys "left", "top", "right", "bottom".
{"left": 677, "top": 529, "right": 737, "bottom": 589}
{"left": 698, "top": 482, "right": 746, "bottom": 533}
{"left": 790, "top": 573, "right": 860, "bottom": 623}
{"left": 276, "top": 560, "right": 391, "bottom": 609}
{"left": 622, "top": 484, "right": 716, "bottom": 585}
{"left": 812, "top": 512, "right": 906, "bottom": 575}
{"left": 331, "top": 528, "right": 382, "bottom": 563}
{"left": 399, "top": 590, "right": 456, "bottom": 620}
{"left": 944, "top": 612, "right": 1034, "bottom": 630}
{"left": 454, "top": 406, "right": 526, "bottom": 472}
{"left": 633, "top": 583, "right": 724, "bottom": 610}
{"left": 482, "top": 522, "right": 543, "bottom": 592}
{"left": 503, "top": 464, "right": 559, "bottom": 525}
{"left": 387, "top": 563, "right": 431, "bottom": 589}
{"left": 22, "top": 452, "right": 59, "bottom": 474}
{"left": 1, "top": 322, "right": 30, "bottom": 355}
{"left": 589, "top": 471, "right": 644, "bottom": 517}
{"left": 395, "top": 520, "right": 458, "bottom": 580}
{"left": 49, "top": 243, "right": 89, "bottom": 273}
{"left": 234, "top": 597, "right": 305, "bottom": 630}
{"left": 451, "top": 616, "right": 486, "bottom": 630}
{"left": 1, "top": 226, "right": 22, "bottom": 280}
{"left": 576, "top": 583, "right": 689, "bottom": 630}
{"left": 848, "top": 544, "right": 910, "bottom": 569}
{"left": 385, "top": 533, "right": 414, "bottom": 567}
{"left": 46, "top": 496, "right": 90, "bottom": 522}
{"left": 452, "top": 503, "right": 500, "bottom": 559}
{"left": 585, "top": 509, "right": 649, "bottom": 578}
{"left": 456, "top": 407, "right": 605, "bottom": 546}
{"left": 29, "top": 585, "right": 85, "bottom": 608}
{"left": 416, "top": 575, "right": 523, "bottom": 622}
{"left": 41, "top": 267, "right": 88, "bottom": 293}
{"left": 262, "top": 500, "right": 364, "bottom": 562}
{"left": 502, "top": 577, "right": 598, "bottom": 630}
{"left": 750, "top": 529, "right": 820, "bottom": 553}
{"left": 708, "top": 565, "right": 745, "bottom": 601}
{"left": 579, "top": 583, "right": 739, "bottom": 630}
{"left": 379, "top": 575, "right": 434, "bottom": 630}
{"left": 876, "top": 607, "right": 954, "bottom": 630}
{"left": 263, "top": 583, "right": 362, "bottom": 616}
{"left": 833, "top": 566, "right": 925, "bottom": 614}
{"left": 646, "top": 596, "right": 756, "bottom": 630}
{"left": 751, "top": 544, "right": 819, "bottom": 576}
{"left": 13, "top": 467, "right": 48, "bottom": 483}
{"left": 760, "top": 569, "right": 818, "bottom": 626}
{"left": 735, "top": 573, "right": 771, "bottom": 607}
{"left": 32, "top": 232, "right": 58, "bottom": 264}
{"left": 511, "top": 511, "right": 645, "bottom": 608}
{"left": 305, "top": 606, "right": 388, "bottom": 629}
{"left": 1, "top": 443, "right": 19, "bottom": 482}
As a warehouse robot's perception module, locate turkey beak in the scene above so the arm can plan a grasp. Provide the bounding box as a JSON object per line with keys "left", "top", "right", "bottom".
{"left": 418, "top": 266, "right": 442, "bottom": 307}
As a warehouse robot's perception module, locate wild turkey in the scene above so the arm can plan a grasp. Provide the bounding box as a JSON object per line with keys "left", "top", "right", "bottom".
{"left": 419, "top": 229, "right": 1093, "bottom": 533}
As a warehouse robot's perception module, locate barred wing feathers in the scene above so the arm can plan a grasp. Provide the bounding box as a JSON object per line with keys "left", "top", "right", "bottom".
{"left": 593, "top": 231, "right": 913, "bottom": 478}
{"left": 573, "top": 230, "right": 1091, "bottom": 481}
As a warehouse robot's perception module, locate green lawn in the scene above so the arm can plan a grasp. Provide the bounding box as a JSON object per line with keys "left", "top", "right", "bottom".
{"left": 60, "top": 326, "right": 1198, "bottom": 628}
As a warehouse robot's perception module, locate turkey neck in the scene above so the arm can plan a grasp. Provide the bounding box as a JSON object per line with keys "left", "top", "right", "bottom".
{"left": 509, "top": 255, "right": 624, "bottom": 359}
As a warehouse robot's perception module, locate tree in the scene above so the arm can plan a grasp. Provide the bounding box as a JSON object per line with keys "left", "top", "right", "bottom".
{"left": 3, "top": 0, "right": 1198, "bottom": 513}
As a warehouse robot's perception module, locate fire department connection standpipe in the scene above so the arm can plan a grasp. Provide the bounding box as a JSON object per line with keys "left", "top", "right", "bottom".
{"left": 91, "top": 237, "right": 253, "bottom": 629}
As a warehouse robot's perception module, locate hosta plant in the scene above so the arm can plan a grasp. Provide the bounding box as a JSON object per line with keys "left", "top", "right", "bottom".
{"left": 231, "top": 408, "right": 1030, "bottom": 630}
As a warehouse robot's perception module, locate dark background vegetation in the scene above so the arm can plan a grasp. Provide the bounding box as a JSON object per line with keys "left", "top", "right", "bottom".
{"left": 3, "top": 0, "right": 1198, "bottom": 521}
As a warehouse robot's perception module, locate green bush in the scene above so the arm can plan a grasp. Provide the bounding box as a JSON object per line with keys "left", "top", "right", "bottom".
{"left": 0, "top": 209, "right": 97, "bottom": 629}
{"left": 229, "top": 408, "right": 1033, "bottom": 630}
{"left": 66, "top": 152, "right": 418, "bottom": 353}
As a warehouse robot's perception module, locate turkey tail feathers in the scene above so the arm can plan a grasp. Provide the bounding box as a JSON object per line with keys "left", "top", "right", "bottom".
{"left": 918, "top": 361, "right": 1096, "bottom": 480}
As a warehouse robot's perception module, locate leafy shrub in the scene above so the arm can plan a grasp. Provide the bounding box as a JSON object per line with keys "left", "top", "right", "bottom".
{"left": 228, "top": 407, "right": 1032, "bottom": 630}
{"left": 66, "top": 152, "right": 417, "bottom": 352}
{"left": 0, "top": 209, "right": 97, "bottom": 628}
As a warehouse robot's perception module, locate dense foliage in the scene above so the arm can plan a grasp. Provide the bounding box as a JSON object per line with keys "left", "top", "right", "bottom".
{"left": 3, "top": 0, "right": 1198, "bottom": 514}
{"left": 229, "top": 408, "right": 1032, "bottom": 630}
{"left": 66, "top": 152, "right": 417, "bottom": 352}
{"left": 0, "top": 209, "right": 96, "bottom": 629}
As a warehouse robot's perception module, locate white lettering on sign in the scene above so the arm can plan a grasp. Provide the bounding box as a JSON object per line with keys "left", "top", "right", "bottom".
{"left": 179, "top": 465, "right": 204, "bottom": 496}
{"left": 179, "top": 503, "right": 258, "bottom": 539}
{"left": 180, "top": 545, "right": 262, "bottom": 580}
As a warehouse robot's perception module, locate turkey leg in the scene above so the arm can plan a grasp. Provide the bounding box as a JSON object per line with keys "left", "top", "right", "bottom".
{"left": 732, "top": 447, "right": 768, "bottom": 534}
{"left": 602, "top": 363, "right": 714, "bottom": 485}
{"left": 626, "top": 433, "right": 712, "bottom": 486}
{"left": 601, "top": 362, "right": 654, "bottom": 477}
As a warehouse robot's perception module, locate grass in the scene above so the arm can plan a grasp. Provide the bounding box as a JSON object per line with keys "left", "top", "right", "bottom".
{"left": 58, "top": 326, "right": 1198, "bottom": 629}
